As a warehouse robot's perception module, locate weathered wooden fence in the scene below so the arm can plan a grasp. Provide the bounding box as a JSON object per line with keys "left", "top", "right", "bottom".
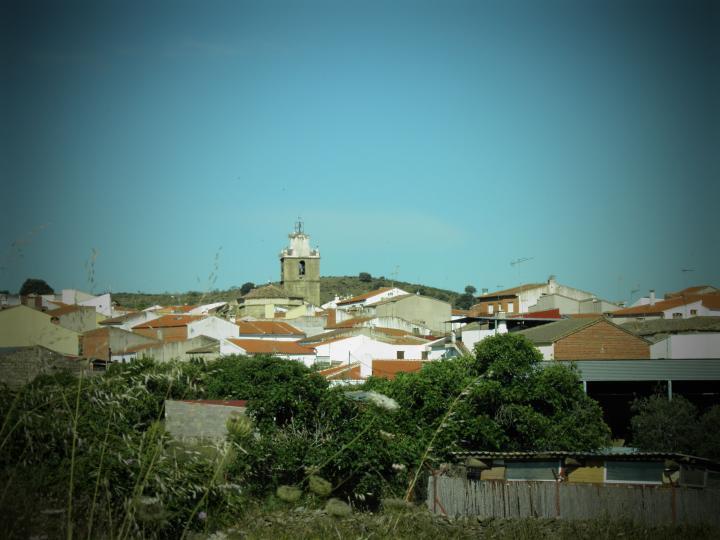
{"left": 427, "top": 476, "right": 720, "bottom": 526}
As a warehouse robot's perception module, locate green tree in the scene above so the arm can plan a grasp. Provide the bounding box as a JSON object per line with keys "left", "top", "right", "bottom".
{"left": 366, "top": 334, "right": 610, "bottom": 463}
{"left": 358, "top": 272, "right": 372, "bottom": 282}
{"left": 454, "top": 293, "right": 475, "bottom": 310}
{"left": 630, "top": 394, "right": 701, "bottom": 454}
{"left": 205, "top": 355, "right": 329, "bottom": 430}
{"left": 697, "top": 405, "right": 720, "bottom": 461}
{"left": 464, "top": 285, "right": 477, "bottom": 295}
{"left": 240, "top": 282, "right": 255, "bottom": 295}
{"left": 19, "top": 278, "right": 54, "bottom": 295}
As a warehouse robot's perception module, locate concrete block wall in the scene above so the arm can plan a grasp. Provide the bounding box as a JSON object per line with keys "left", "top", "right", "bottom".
{"left": 164, "top": 400, "right": 247, "bottom": 442}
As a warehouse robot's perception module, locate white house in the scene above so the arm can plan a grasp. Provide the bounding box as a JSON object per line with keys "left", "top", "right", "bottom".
{"left": 187, "top": 316, "right": 240, "bottom": 341}
{"left": 610, "top": 293, "right": 720, "bottom": 324}
{"left": 99, "top": 310, "right": 161, "bottom": 332}
{"left": 650, "top": 333, "right": 720, "bottom": 359}
{"left": 236, "top": 320, "right": 305, "bottom": 341}
{"left": 473, "top": 276, "right": 597, "bottom": 315}
{"left": 220, "top": 338, "right": 317, "bottom": 365}
{"left": 309, "top": 333, "right": 428, "bottom": 378}
{"left": 335, "top": 287, "right": 409, "bottom": 312}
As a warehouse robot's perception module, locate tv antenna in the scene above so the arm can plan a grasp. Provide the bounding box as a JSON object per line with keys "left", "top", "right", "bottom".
{"left": 510, "top": 257, "right": 534, "bottom": 267}
{"left": 510, "top": 256, "right": 534, "bottom": 285}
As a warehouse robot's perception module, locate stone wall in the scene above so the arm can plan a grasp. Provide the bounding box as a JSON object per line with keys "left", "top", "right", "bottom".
{"left": 0, "top": 346, "right": 91, "bottom": 388}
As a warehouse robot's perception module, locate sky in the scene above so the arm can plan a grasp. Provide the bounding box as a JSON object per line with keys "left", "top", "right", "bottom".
{"left": 1, "top": 0, "right": 718, "bottom": 302}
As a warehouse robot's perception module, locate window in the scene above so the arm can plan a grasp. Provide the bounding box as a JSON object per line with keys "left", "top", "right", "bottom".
{"left": 421, "top": 351, "right": 429, "bottom": 360}
{"left": 497, "top": 303, "right": 502, "bottom": 312}
{"left": 680, "top": 467, "right": 706, "bottom": 488}
{"left": 672, "top": 312, "right": 682, "bottom": 319}
{"left": 690, "top": 309, "right": 698, "bottom": 316}
{"left": 506, "top": 460, "right": 559, "bottom": 481}
{"left": 488, "top": 304, "right": 494, "bottom": 314}
{"left": 412, "top": 327, "right": 420, "bottom": 335}
{"left": 507, "top": 303, "right": 514, "bottom": 313}
{"left": 396, "top": 351, "right": 405, "bottom": 359}
{"left": 605, "top": 461, "right": 663, "bottom": 484}
{"left": 298, "top": 260, "right": 306, "bottom": 276}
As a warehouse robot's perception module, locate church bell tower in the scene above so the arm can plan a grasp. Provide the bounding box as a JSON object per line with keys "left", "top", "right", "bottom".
{"left": 279, "top": 219, "right": 321, "bottom": 306}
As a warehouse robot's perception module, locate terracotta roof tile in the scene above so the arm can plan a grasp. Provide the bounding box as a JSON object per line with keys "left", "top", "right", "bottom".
{"left": 611, "top": 293, "right": 720, "bottom": 317}
{"left": 318, "top": 362, "right": 362, "bottom": 380}
{"left": 477, "top": 283, "right": 546, "bottom": 299}
{"left": 328, "top": 316, "right": 373, "bottom": 329}
{"left": 47, "top": 304, "right": 87, "bottom": 317}
{"left": 242, "top": 284, "right": 297, "bottom": 300}
{"left": 132, "top": 315, "right": 203, "bottom": 329}
{"left": 227, "top": 339, "right": 316, "bottom": 355}
{"left": 336, "top": 288, "right": 394, "bottom": 306}
{"left": 372, "top": 359, "right": 428, "bottom": 380}
{"left": 236, "top": 320, "right": 304, "bottom": 335}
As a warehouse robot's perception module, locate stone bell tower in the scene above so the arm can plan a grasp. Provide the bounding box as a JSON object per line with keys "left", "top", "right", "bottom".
{"left": 279, "top": 219, "right": 321, "bottom": 306}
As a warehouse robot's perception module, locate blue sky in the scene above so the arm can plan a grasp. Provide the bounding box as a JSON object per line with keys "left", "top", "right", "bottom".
{"left": 2, "top": 0, "right": 718, "bottom": 301}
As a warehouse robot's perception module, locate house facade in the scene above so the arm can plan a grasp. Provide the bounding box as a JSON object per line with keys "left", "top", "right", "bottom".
{"left": 518, "top": 317, "right": 650, "bottom": 360}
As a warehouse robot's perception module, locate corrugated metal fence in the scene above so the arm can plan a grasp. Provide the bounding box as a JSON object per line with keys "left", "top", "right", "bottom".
{"left": 427, "top": 476, "right": 720, "bottom": 526}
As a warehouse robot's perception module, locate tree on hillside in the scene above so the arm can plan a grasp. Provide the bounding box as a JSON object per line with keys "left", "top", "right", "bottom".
{"left": 240, "top": 282, "right": 255, "bottom": 295}
{"left": 465, "top": 285, "right": 477, "bottom": 295}
{"left": 454, "top": 293, "right": 475, "bottom": 310}
{"left": 19, "top": 278, "right": 54, "bottom": 296}
{"left": 358, "top": 272, "right": 372, "bottom": 282}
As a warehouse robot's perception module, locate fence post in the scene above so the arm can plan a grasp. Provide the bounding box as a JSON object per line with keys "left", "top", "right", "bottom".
{"left": 671, "top": 481, "right": 677, "bottom": 525}
{"left": 555, "top": 480, "right": 561, "bottom": 518}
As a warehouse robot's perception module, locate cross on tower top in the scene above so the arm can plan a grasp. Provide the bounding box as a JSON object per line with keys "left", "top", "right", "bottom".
{"left": 294, "top": 217, "right": 304, "bottom": 234}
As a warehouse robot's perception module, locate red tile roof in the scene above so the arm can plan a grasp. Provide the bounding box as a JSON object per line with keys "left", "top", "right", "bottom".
{"left": 477, "top": 283, "right": 545, "bottom": 299}
{"left": 328, "top": 316, "right": 373, "bottom": 329}
{"left": 47, "top": 304, "right": 87, "bottom": 317}
{"left": 665, "top": 285, "right": 718, "bottom": 298}
{"left": 372, "top": 359, "right": 428, "bottom": 380}
{"left": 610, "top": 293, "right": 720, "bottom": 317}
{"left": 132, "top": 315, "right": 203, "bottom": 329}
{"left": 318, "top": 363, "right": 362, "bottom": 380}
{"left": 236, "top": 321, "right": 304, "bottom": 335}
{"left": 227, "top": 339, "right": 316, "bottom": 355}
{"left": 336, "top": 288, "right": 394, "bottom": 306}
{"left": 510, "top": 309, "right": 562, "bottom": 319}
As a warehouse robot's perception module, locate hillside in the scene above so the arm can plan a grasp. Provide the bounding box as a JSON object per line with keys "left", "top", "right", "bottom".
{"left": 112, "top": 275, "right": 462, "bottom": 310}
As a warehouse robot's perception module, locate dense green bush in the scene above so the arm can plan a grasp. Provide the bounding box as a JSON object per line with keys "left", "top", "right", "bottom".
{"left": 630, "top": 395, "right": 720, "bottom": 460}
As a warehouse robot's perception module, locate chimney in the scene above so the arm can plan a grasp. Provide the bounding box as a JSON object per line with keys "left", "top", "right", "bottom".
{"left": 548, "top": 275, "right": 557, "bottom": 293}
{"left": 649, "top": 290, "right": 656, "bottom": 306}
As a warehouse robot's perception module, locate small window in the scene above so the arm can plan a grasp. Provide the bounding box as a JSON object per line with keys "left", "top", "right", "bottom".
{"left": 421, "top": 351, "right": 429, "bottom": 360}
{"left": 690, "top": 309, "right": 697, "bottom": 316}
{"left": 488, "top": 304, "right": 494, "bottom": 314}
{"left": 506, "top": 460, "right": 559, "bottom": 481}
{"left": 412, "top": 327, "right": 420, "bottom": 335}
{"left": 298, "top": 260, "right": 306, "bottom": 276}
{"left": 507, "top": 303, "right": 514, "bottom": 313}
{"left": 672, "top": 312, "right": 682, "bottom": 319}
{"left": 605, "top": 461, "right": 663, "bottom": 484}
{"left": 396, "top": 351, "right": 405, "bottom": 359}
